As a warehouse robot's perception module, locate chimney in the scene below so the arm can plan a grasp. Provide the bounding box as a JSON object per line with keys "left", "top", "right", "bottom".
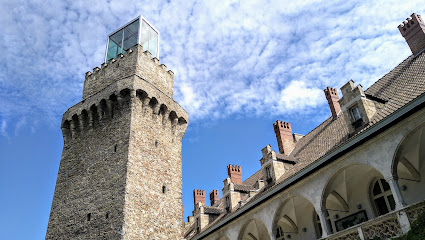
{"left": 193, "top": 189, "right": 205, "bottom": 208}
{"left": 273, "top": 120, "right": 295, "bottom": 155}
{"left": 227, "top": 164, "right": 242, "bottom": 184}
{"left": 210, "top": 190, "right": 219, "bottom": 206}
{"left": 324, "top": 87, "right": 341, "bottom": 118}
{"left": 398, "top": 13, "right": 425, "bottom": 55}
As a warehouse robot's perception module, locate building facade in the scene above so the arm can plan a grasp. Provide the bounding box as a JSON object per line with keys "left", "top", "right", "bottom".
{"left": 45, "top": 18, "right": 188, "bottom": 239}
{"left": 185, "top": 13, "right": 425, "bottom": 240}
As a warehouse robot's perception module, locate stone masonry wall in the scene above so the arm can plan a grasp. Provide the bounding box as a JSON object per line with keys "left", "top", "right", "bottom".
{"left": 46, "top": 93, "right": 132, "bottom": 239}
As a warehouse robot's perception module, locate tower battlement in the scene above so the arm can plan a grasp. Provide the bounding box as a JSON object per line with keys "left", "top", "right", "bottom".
{"left": 83, "top": 44, "right": 175, "bottom": 100}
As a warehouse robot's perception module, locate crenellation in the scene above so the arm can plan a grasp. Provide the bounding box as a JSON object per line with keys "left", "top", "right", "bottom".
{"left": 83, "top": 44, "right": 175, "bottom": 100}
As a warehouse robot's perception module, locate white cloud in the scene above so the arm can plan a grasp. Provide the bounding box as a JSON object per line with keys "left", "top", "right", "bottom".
{"left": 0, "top": 120, "right": 7, "bottom": 138}
{"left": 0, "top": 0, "right": 424, "bottom": 135}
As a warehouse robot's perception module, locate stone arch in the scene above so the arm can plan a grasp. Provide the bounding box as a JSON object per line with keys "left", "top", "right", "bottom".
{"left": 391, "top": 121, "right": 425, "bottom": 205}
{"left": 238, "top": 218, "right": 271, "bottom": 240}
{"left": 159, "top": 104, "right": 168, "bottom": 116}
{"left": 61, "top": 120, "right": 71, "bottom": 138}
{"left": 119, "top": 88, "right": 130, "bottom": 99}
{"left": 90, "top": 104, "right": 99, "bottom": 126}
{"left": 169, "top": 111, "right": 178, "bottom": 122}
{"left": 109, "top": 94, "right": 118, "bottom": 118}
{"left": 272, "top": 195, "right": 319, "bottom": 240}
{"left": 71, "top": 114, "right": 80, "bottom": 133}
{"left": 81, "top": 109, "right": 89, "bottom": 128}
{"left": 321, "top": 163, "right": 388, "bottom": 233}
{"left": 178, "top": 117, "right": 187, "bottom": 125}
{"left": 99, "top": 99, "right": 108, "bottom": 118}
{"left": 148, "top": 97, "right": 159, "bottom": 115}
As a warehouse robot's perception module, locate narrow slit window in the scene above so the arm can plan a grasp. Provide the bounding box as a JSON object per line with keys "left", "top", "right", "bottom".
{"left": 87, "top": 213, "right": 91, "bottom": 221}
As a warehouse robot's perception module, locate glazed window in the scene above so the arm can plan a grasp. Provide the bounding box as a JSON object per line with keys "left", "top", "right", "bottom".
{"left": 350, "top": 106, "right": 362, "bottom": 122}
{"left": 266, "top": 166, "right": 273, "bottom": 182}
{"left": 372, "top": 179, "right": 395, "bottom": 216}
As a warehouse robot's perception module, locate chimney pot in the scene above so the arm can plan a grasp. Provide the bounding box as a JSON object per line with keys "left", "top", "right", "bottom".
{"left": 273, "top": 120, "right": 295, "bottom": 155}
{"left": 324, "top": 87, "right": 341, "bottom": 118}
{"left": 227, "top": 164, "right": 242, "bottom": 184}
{"left": 210, "top": 190, "right": 219, "bottom": 206}
{"left": 193, "top": 189, "right": 205, "bottom": 208}
{"left": 398, "top": 13, "right": 425, "bottom": 55}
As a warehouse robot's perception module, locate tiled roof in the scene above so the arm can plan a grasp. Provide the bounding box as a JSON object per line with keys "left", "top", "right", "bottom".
{"left": 233, "top": 184, "right": 256, "bottom": 193}
{"left": 190, "top": 49, "right": 425, "bottom": 238}
{"left": 204, "top": 206, "right": 225, "bottom": 215}
{"left": 241, "top": 169, "right": 263, "bottom": 187}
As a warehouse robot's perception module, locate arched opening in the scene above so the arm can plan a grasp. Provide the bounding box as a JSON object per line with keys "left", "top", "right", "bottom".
{"left": 148, "top": 97, "right": 159, "bottom": 114}
{"left": 272, "top": 196, "right": 320, "bottom": 240}
{"left": 238, "top": 218, "right": 270, "bottom": 240}
{"left": 322, "top": 164, "right": 392, "bottom": 234}
{"left": 392, "top": 123, "right": 425, "bottom": 205}
{"left": 81, "top": 110, "right": 89, "bottom": 128}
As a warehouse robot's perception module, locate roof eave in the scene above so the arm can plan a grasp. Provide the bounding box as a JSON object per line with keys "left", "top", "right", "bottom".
{"left": 192, "top": 92, "right": 425, "bottom": 240}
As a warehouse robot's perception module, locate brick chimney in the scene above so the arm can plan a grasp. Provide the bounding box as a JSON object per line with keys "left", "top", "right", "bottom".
{"left": 193, "top": 189, "right": 205, "bottom": 208}
{"left": 273, "top": 120, "right": 295, "bottom": 155}
{"left": 398, "top": 13, "right": 425, "bottom": 55}
{"left": 324, "top": 87, "right": 341, "bottom": 118}
{"left": 210, "top": 190, "right": 219, "bottom": 206}
{"left": 227, "top": 164, "right": 242, "bottom": 184}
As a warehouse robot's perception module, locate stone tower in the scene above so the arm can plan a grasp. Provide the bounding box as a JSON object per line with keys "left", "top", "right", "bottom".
{"left": 46, "top": 17, "right": 188, "bottom": 239}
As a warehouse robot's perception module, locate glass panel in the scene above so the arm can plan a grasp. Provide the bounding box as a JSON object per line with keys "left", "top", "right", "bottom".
{"left": 351, "top": 106, "right": 362, "bottom": 121}
{"left": 374, "top": 196, "right": 389, "bottom": 215}
{"left": 387, "top": 195, "right": 396, "bottom": 211}
{"left": 106, "top": 29, "right": 124, "bottom": 61}
{"left": 123, "top": 19, "right": 139, "bottom": 51}
{"left": 149, "top": 26, "right": 158, "bottom": 57}
{"left": 126, "top": 19, "right": 139, "bottom": 36}
{"left": 373, "top": 181, "right": 382, "bottom": 196}
{"left": 381, "top": 179, "right": 391, "bottom": 192}
{"left": 106, "top": 40, "right": 118, "bottom": 62}
{"left": 140, "top": 20, "right": 150, "bottom": 52}
{"left": 123, "top": 28, "right": 138, "bottom": 51}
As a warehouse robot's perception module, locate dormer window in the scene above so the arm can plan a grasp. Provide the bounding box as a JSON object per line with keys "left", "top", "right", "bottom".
{"left": 266, "top": 166, "right": 273, "bottom": 183}
{"left": 350, "top": 106, "right": 362, "bottom": 121}
{"left": 225, "top": 196, "right": 231, "bottom": 212}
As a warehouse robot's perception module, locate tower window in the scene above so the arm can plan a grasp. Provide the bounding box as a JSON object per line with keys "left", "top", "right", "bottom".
{"left": 87, "top": 213, "right": 91, "bottom": 221}
{"left": 106, "top": 212, "right": 109, "bottom": 219}
{"left": 162, "top": 186, "right": 166, "bottom": 193}
{"left": 114, "top": 145, "right": 117, "bottom": 152}
{"left": 155, "top": 140, "right": 158, "bottom": 147}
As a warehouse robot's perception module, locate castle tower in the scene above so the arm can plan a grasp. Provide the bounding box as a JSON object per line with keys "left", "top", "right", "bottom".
{"left": 46, "top": 16, "right": 188, "bottom": 239}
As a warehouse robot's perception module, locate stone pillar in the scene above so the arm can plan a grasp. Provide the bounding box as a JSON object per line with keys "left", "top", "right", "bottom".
{"left": 397, "top": 210, "right": 411, "bottom": 234}
{"left": 317, "top": 210, "right": 331, "bottom": 238}
{"left": 386, "top": 177, "right": 406, "bottom": 210}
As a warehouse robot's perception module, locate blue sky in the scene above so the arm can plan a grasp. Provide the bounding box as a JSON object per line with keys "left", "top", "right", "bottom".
{"left": 0, "top": 0, "right": 424, "bottom": 239}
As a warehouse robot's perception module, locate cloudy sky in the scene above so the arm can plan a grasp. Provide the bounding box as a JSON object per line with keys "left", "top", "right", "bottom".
{"left": 0, "top": 0, "right": 424, "bottom": 239}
